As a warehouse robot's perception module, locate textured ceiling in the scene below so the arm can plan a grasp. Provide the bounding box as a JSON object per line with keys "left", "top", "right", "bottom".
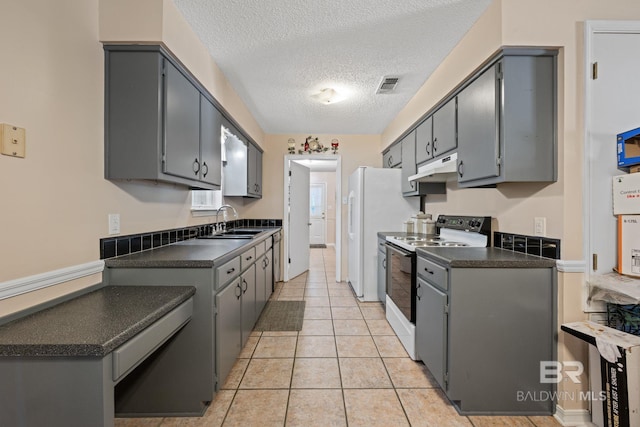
{"left": 173, "top": 0, "right": 491, "bottom": 135}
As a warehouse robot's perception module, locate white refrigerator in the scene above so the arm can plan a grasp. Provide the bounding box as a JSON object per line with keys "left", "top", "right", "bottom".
{"left": 347, "top": 167, "right": 419, "bottom": 301}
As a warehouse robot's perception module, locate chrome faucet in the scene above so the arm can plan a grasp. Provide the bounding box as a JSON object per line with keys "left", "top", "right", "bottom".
{"left": 215, "top": 204, "right": 239, "bottom": 231}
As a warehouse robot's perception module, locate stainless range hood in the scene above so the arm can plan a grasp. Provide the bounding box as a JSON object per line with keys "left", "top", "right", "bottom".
{"left": 409, "top": 152, "right": 458, "bottom": 182}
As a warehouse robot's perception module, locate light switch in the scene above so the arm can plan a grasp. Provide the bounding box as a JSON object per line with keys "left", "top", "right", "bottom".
{"left": 534, "top": 217, "right": 546, "bottom": 236}
{"left": 108, "top": 214, "right": 121, "bottom": 235}
{"left": 1, "top": 123, "right": 26, "bottom": 158}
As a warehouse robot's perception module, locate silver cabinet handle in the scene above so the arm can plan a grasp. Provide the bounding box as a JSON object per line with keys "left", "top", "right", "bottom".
{"left": 193, "top": 158, "right": 200, "bottom": 175}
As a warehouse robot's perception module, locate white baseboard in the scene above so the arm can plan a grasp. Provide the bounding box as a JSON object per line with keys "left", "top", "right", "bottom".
{"left": 0, "top": 261, "right": 105, "bottom": 300}
{"left": 554, "top": 405, "right": 593, "bottom": 426}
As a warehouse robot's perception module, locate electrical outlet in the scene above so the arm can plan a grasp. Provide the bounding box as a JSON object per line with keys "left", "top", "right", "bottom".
{"left": 108, "top": 214, "right": 120, "bottom": 235}
{"left": 534, "top": 217, "right": 546, "bottom": 237}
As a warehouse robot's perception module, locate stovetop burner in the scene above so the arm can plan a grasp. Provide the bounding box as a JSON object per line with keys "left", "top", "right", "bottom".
{"left": 386, "top": 215, "right": 491, "bottom": 252}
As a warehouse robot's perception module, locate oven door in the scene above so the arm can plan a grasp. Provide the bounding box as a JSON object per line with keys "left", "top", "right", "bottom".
{"left": 385, "top": 243, "right": 416, "bottom": 323}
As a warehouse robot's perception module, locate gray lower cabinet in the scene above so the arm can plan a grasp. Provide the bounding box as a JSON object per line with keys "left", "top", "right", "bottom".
{"left": 377, "top": 237, "right": 387, "bottom": 304}
{"left": 415, "top": 276, "right": 447, "bottom": 389}
{"left": 383, "top": 143, "right": 402, "bottom": 168}
{"left": 104, "top": 45, "right": 222, "bottom": 190}
{"left": 215, "top": 277, "right": 242, "bottom": 395}
{"left": 415, "top": 254, "right": 556, "bottom": 414}
{"left": 456, "top": 54, "right": 556, "bottom": 187}
{"left": 240, "top": 263, "right": 257, "bottom": 347}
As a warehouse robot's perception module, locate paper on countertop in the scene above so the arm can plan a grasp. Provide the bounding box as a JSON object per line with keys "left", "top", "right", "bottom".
{"left": 589, "top": 272, "right": 640, "bottom": 304}
{"left": 563, "top": 321, "right": 640, "bottom": 357}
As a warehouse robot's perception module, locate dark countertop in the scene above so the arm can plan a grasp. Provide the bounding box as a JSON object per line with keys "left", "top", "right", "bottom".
{"left": 105, "top": 228, "right": 278, "bottom": 268}
{"left": 0, "top": 285, "right": 195, "bottom": 357}
{"left": 417, "top": 247, "right": 557, "bottom": 268}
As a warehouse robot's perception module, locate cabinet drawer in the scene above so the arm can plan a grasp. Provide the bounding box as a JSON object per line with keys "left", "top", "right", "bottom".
{"left": 255, "top": 240, "right": 267, "bottom": 258}
{"left": 112, "top": 298, "right": 193, "bottom": 382}
{"left": 417, "top": 257, "right": 448, "bottom": 290}
{"left": 241, "top": 247, "right": 256, "bottom": 270}
{"left": 216, "top": 257, "right": 240, "bottom": 288}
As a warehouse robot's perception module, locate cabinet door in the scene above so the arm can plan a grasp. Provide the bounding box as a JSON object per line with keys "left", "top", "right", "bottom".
{"left": 415, "top": 116, "right": 433, "bottom": 165}
{"left": 415, "top": 277, "right": 448, "bottom": 390}
{"left": 377, "top": 247, "right": 387, "bottom": 304}
{"left": 265, "top": 248, "right": 273, "bottom": 299}
{"left": 456, "top": 63, "right": 500, "bottom": 183}
{"left": 247, "top": 144, "right": 258, "bottom": 195}
{"left": 383, "top": 143, "right": 402, "bottom": 168}
{"left": 199, "top": 96, "right": 222, "bottom": 187}
{"left": 401, "top": 131, "right": 417, "bottom": 194}
{"left": 253, "top": 148, "right": 263, "bottom": 196}
{"left": 241, "top": 263, "right": 257, "bottom": 346}
{"left": 215, "top": 278, "right": 242, "bottom": 388}
{"left": 432, "top": 98, "right": 457, "bottom": 157}
{"left": 163, "top": 60, "right": 201, "bottom": 181}
{"left": 255, "top": 254, "right": 267, "bottom": 316}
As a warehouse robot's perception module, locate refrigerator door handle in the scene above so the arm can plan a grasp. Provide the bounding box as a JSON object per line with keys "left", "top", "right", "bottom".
{"left": 347, "top": 190, "right": 355, "bottom": 239}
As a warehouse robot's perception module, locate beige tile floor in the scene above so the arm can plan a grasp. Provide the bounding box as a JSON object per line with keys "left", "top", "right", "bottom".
{"left": 116, "top": 247, "right": 562, "bottom": 427}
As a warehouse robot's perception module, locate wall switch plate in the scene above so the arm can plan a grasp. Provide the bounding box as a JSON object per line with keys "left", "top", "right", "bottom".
{"left": 534, "top": 217, "right": 546, "bottom": 236}
{"left": 108, "top": 214, "right": 120, "bottom": 235}
{"left": 0, "top": 123, "right": 26, "bottom": 158}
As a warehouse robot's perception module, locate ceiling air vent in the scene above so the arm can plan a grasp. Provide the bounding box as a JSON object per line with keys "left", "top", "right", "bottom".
{"left": 376, "top": 76, "right": 399, "bottom": 94}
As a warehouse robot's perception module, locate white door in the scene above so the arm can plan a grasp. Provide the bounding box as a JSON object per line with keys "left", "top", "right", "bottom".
{"left": 309, "top": 183, "right": 326, "bottom": 245}
{"left": 288, "top": 161, "right": 311, "bottom": 279}
{"left": 585, "top": 23, "right": 640, "bottom": 310}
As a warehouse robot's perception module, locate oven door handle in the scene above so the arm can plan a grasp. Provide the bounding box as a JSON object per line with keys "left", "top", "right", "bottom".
{"left": 384, "top": 242, "right": 413, "bottom": 257}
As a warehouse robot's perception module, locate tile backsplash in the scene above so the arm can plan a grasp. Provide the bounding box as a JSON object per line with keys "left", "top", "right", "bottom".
{"left": 100, "top": 219, "right": 282, "bottom": 260}
{"left": 493, "top": 232, "right": 561, "bottom": 260}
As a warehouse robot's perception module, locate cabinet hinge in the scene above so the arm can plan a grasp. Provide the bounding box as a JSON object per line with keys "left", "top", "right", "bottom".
{"left": 496, "top": 61, "right": 503, "bottom": 79}
{"left": 444, "top": 372, "right": 449, "bottom": 388}
{"left": 288, "top": 258, "right": 291, "bottom": 264}
{"left": 496, "top": 157, "right": 502, "bottom": 167}
{"left": 289, "top": 170, "right": 292, "bottom": 177}
{"left": 213, "top": 305, "right": 218, "bottom": 315}
{"left": 592, "top": 62, "right": 598, "bottom": 80}
{"left": 444, "top": 304, "right": 449, "bottom": 314}
{"left": 592, "top": 253, "right": 598, "bottom": 271}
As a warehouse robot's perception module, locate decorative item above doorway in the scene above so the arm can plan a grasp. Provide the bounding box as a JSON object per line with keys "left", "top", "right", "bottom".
{"left": 290, "top": 136, "right": 339, "bottom": 154}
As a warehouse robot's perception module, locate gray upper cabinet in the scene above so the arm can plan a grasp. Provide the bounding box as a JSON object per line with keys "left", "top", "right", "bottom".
{"left": 163, "top": 61, "right": 201, "bottom": 181}
{"left": 383, "top": 143, "right": 402, "bottom": 168}
{"left": 104, "top": 45, "right": 222, "bottom": 190}
{"left": 402, "top": 130, "right": 446, "bottom": 197}
{"left": 432, "top": 98, "right": 457, "bottom": 158}
{"left": 199, "top": 96, "right": 223, "bottom": 187}
{"left": 456, "top": 54, "right": 556, "bottom": 187}
{"left": 223, "top": 126, "right": 263, "bottom": 199}
{"left": 416, "top": 98, "right": 456, "bottom": 166}
{"left": 247, "top": 143, "right": 263, "bottom": 197}
{"left": 401, "top": 131, "right": 417, "bottom": 195}
{"left": 415, "top": 116, "right": 433, "bottom": 165}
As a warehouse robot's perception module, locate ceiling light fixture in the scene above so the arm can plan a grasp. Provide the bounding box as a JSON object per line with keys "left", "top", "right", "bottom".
{"left": 311, "top": 88, "right": 344, "bottom": 105}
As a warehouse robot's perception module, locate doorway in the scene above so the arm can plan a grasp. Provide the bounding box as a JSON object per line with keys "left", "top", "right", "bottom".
{"left": 309, "top": 182, "right": 327, "bottom": 246}
{"left": 283, "top": 155, "right": 342, "bottom": 283}
{"left": 583, "top": 20, "right": 640, "bottom": 311}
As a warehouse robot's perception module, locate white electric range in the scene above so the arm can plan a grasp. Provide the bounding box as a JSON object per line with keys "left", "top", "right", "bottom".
{"left": 384, "top": 215, "right": 492, "bottom": 359}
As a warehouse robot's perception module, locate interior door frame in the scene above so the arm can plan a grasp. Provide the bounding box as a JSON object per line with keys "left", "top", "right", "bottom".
{"left": 583, "top": 20, "right": 640, "bottom": 311}
{"left": 283, "top": 154, "right": 342, "bottom": 283}
{"left": 309, "top": 182, "right": 327, "bottom": 245}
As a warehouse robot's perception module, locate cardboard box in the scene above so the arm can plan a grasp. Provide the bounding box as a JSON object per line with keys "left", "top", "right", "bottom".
{"left": 618, "top": 215, "right": 640, "bottom": 277}
{"left": 613, "top": 174, "right": 640, "bottom": 215}
{"left": 617, "top": 127, "right": 640, "bottom": 171}
{"left": 561, "top": 321, "right": 640, "bottom": 427}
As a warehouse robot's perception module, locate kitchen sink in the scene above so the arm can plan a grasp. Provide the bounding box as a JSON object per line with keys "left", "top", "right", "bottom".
{"left": 197, "top": 228, "right": 264, "bottom": 240}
